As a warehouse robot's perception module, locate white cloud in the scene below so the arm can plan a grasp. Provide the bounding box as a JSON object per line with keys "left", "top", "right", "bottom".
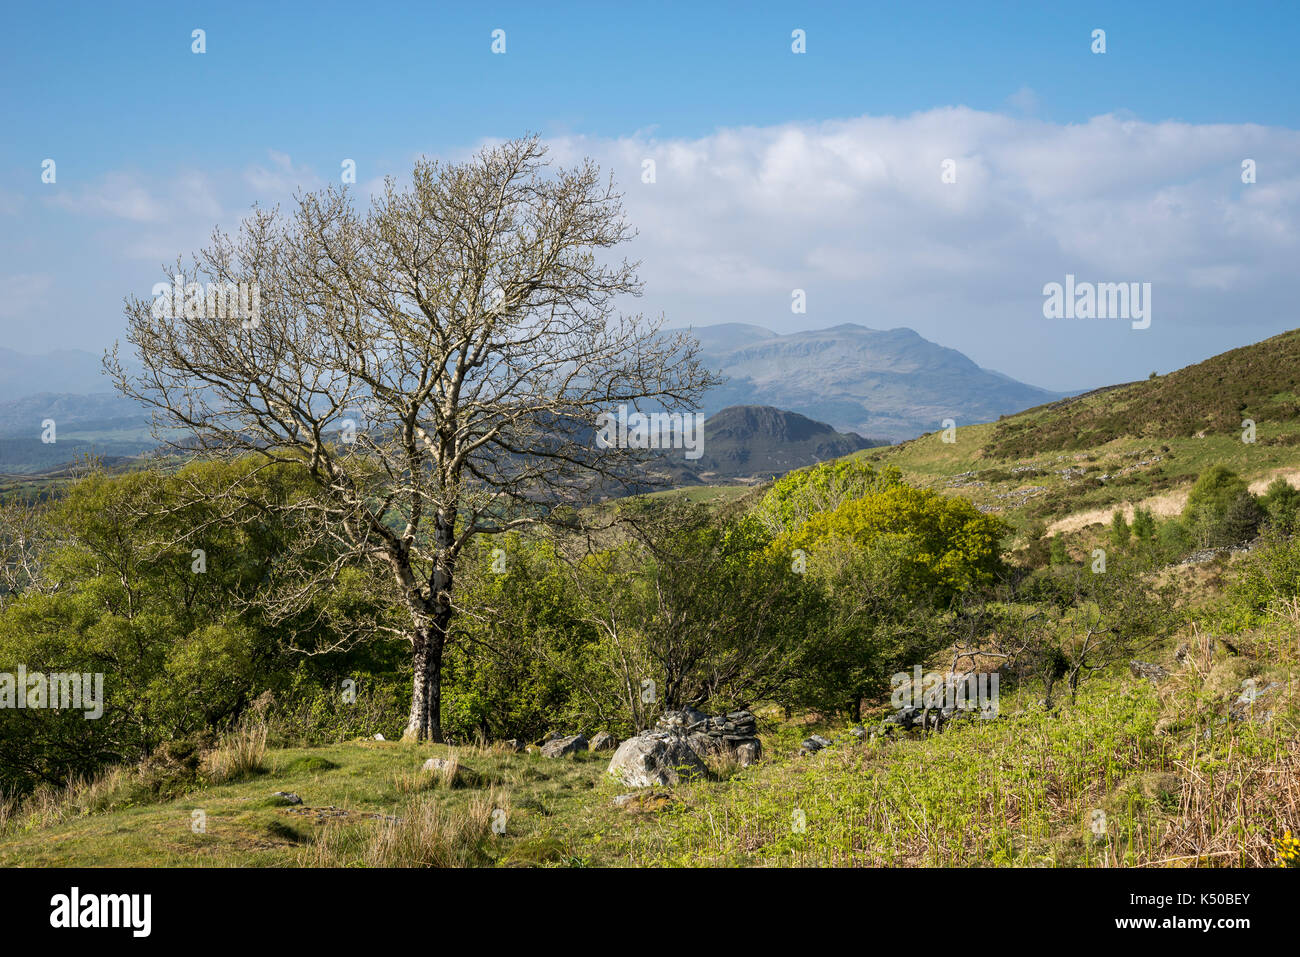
{"left": 18, "top": 112, "right": 1300, "bottom": 388}
{"left": 539, "top": 110, "right": 1300, "bottom": 387}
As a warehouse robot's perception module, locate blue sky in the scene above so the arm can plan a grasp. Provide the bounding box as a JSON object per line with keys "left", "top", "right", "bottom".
{"left": 2, "top": 0, "right": 1299, "bottom": 390}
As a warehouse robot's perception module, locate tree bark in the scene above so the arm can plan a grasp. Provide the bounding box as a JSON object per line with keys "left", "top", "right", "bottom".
{"left": 403, "top": 619, "right": 447, "bottom": 742}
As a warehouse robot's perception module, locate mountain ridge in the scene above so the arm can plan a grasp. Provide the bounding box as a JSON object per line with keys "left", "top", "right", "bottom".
{"left": 677, "top": 322, "right": 1068, "bottom": 442}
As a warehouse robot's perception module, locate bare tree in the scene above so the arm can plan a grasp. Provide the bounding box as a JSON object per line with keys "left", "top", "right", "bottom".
{"left": 109, "top": 136, "right": 717, "bottom": 741}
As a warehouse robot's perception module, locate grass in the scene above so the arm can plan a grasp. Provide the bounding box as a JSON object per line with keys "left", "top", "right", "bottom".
{"left": 2, "top": 639, "right": 1295, "bottom": 867}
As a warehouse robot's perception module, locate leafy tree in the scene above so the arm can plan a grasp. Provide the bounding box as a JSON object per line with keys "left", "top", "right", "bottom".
{"left": 565, "top": 505, "right": 819, "bottom": 730}
{"left": 1220, "top": 490, "right": 1267, "bottom": 544}
{"left": 1260, "top": 477, "right": 1300, "bottom": 535}
{"left": 0, "top": 461, "right": 399, "bottom": 795}
{"left": 1184, "top": 466, "right": 1251, "bottom": 547}
{"left": 1020, "top": 556, "right": 1181, "bottom": 703}
{"left": 785, "top": 535, "right": 942, "bottom": 720}
{"left": 1222, "top": 527, "right": 1300, "bottom": 628}
{"left": 443, "top": 535, "right": 604, "bottom": 740}
{"left": 1130, "top": 505, "right": 1157, "bottom": 542}
{"left": 780, "top": 484, "right": 1008, "bottom": 597}
{"left": 1110, "top": 510, "right": 1131, "bottom": 549}
{"left": 752, "top": 459, "right": 901, "bottom": 537}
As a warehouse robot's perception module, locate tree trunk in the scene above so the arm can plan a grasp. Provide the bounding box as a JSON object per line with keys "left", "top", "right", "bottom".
{"left": 403, "top": 621, "right": 447, "bottom": 742}
{"left": 403, "top": 510, "right": 456, "bottom": 743}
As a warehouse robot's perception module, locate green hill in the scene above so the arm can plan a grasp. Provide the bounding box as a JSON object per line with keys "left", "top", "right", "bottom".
{"left": 856, "top": 328, "right": 1300, "bottom": 536}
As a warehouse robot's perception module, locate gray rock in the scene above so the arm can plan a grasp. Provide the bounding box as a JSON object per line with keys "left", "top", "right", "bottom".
{"left": 501, "top": 739, "right": 526, "bottom": 752}
{"left": 1229, "top": 680, "right": 1283, "bottom": 722}
{"left": 799, "top": 733, "right": 834, "bottom": 755}
{"left": 732, "top": 740, "right": 762, "bottom": 766}
{"left": 589, "top": 731, "right": 618, "bottom": 752}
{"left": 372, "top": 733, "right": 385, "bottom": 741}
{"left": 1129, "top": 660, "right": 1170, "bottom": 683}
{"left": 606, "top": 732, "right": 707, "bottom": 787}
{"left": 540, "top": 733, "right": 588, "bottom": 758}
{"left": 848, "top": 726, "right": 866, "bottom": 739}
{"left": 421, "top": 757, "right": 454, "bottom": 772}
{"left": 271, "top": 791, "right": 302, "bottom": 806}
{"left": 655, "top": 707, "right": 709, "bottom": 732}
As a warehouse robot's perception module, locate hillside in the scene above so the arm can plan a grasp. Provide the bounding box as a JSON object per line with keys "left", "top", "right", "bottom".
{"left": 686, "top": 322, "right": 1065, "bottom": 442}
{"left": 986, "top": 328, "right": 1300, "bottom": 457}
{"left": 855, "top": 328, "right": 1300, "bottom": 537}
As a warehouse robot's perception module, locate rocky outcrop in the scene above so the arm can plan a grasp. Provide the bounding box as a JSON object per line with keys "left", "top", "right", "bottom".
{"left": 606, "top": 732, "right": 707, "bottom": 787}
{"left": 1130, "top": 660, "right": 1171, "bottom": 683}
{"left": 799, "top": 734, "right": 832, "bottom": 756}
{"left": 588, "top": 731, "right": 618, "bottom": 752}
{"left": 606, "top": 708, "right": 761, "bottom": 787}
{"left": 540, "top": 733, "right": 588, "bottom": 758}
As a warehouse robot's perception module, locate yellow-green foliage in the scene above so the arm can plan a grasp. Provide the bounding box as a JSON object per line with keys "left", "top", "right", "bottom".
{"left": 778, "top": 484, "right": 1008, "bottom": 595}
{"left": 753, "top": 459, "right": 901, "bottom": 537}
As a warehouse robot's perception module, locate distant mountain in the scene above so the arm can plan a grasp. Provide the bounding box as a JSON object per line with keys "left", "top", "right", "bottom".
{"left": 0, "top": 392, "right": 158, "bottom": 475}
{"left": 639, "top": 404, "right": 881, "bottom": 488}
{"left": 0, "top": 348, "right": 125, "bottom": 402}
{"left": 681, "top": 322, "right": 1067, "bottom": 443}
{"left": 682, "top": 405, "right": 881, "bottom": 480}
{"left": 0, "top": 392, "right": 153, "bottom": 437}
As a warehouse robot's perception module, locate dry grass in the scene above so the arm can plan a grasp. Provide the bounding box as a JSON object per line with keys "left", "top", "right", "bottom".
{"left": 302, "top": 789, "right": 508, "bottom": 867}
{"left": 0, "top": 765, "right": 142, "bottom": 835}
{"left": 1148, "top": 736, "right": 1300, "bottom": 867}
{"left": 202, "top": 717, "right": 269, "bottom": 784}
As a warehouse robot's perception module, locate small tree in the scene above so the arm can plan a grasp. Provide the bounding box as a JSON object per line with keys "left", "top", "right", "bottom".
{"left": 110, "top": 137, "right": 717, "bottom": 741}
{"left": 1260, "top": 477, "right": 1300, "bottom": 535}
{"left": 1130, "top": 505, "right": 1157, "bottom": 542}
{"left": 1109, "top": 510, "right": 1131, "bottom": 549}
{"left": 1220, "top": 490, "right": 1267, "bottom": 544}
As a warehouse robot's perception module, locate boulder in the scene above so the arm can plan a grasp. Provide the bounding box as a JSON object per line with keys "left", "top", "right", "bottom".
{"left": 588, "top": 731, "right": 618, "bottom": 752}
{"left": 540, "top": 733, "right": 588, "bottom": 758}
{"left": 606, "top": 732, "right": 707, "bottom": 787}
{"left": 501, "top": 739, "right": 526, "bottom": 753}
{"left": 421, "top": 757, "right": 454, "bottom": 773}
{"left": 270, "top": 791, "right": 302, "bottom": 806}
{"left": 732, "top": 740, "right": 761, "bottom": 766}
{"left": 799, "top": 734, "right": 833, "bottom": 756}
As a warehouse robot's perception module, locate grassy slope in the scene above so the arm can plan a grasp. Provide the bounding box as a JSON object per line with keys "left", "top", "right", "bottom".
{"left": 856, "top": 330, "right": 1300, "bottom": 539}
{"left": 4, "top": 658, "right": 1296, "bottom": 867}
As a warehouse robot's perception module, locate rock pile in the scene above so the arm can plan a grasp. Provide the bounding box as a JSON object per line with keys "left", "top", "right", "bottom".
{"left": 606, "top": 707, "right": 762, "bottom": 787}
